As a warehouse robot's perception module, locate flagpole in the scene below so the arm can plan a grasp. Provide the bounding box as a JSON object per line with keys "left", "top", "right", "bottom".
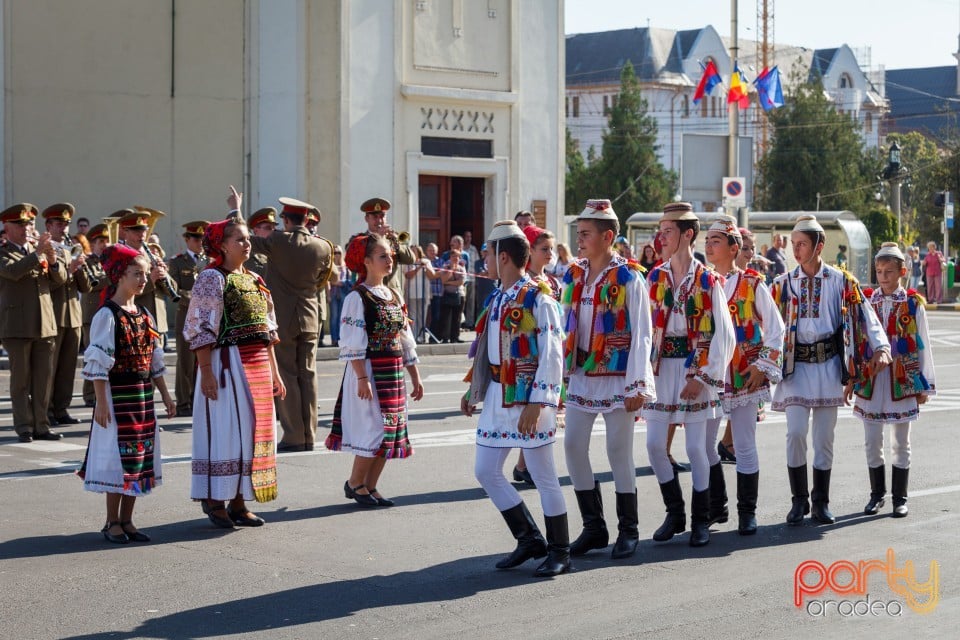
{"left": 728, "top": 0, "right": 741, "bottom": 224}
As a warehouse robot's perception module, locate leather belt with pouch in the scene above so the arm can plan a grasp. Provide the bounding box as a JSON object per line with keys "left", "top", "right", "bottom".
{"left": 794, "top": 335, "right": 840, "bottom": 363}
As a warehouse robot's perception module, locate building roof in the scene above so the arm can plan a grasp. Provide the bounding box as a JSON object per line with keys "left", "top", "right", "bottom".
{"left": 809, "top": 48, "right": 839, "bottom": 80}
{"left": 884, "top": 65, "right": 959, "bottom": 141}
{"left": 566, "top": 27, "right": 679, "bottom": 85}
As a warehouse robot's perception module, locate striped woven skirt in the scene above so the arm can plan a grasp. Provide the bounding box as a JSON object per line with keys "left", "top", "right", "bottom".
{"left": 79, "top": 374, "right": 161, "bottom": 496}
{"left": 326, "top": 350, "right": 413, "bottom": 459}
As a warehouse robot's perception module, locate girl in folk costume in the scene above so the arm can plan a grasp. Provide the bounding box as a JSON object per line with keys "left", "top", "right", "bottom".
{"left": 185, "top": 218, "right": 286, "bottom": 529}
{"left": 462, "top": 221, "right": 569, "bottom": 577}
{"left": 844, "top": 242, "right": 935, "bottom": 518}
{"left": 772, "top": 215, "right": 890, "bottom": 526}
{"left": 511, "top": 227, "right": 562, "bottom": 486}
{"left": 325, "top": 233, "right": 424, "bottom": 507}
{"left": 561, "top": 199, "right": 655, "bottom": 560}
{"left": 642, "top": 202, "right": 735, "bottom": 548}
{"left": 702, "top": 216, "right": 784, "bottom": 535}
{"left": 79, "top": 244, "right": 176, "bottom": 543}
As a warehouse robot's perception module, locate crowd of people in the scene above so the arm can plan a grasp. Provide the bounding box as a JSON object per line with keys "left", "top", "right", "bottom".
{"left": 0, "top": 192, "right": 936, "bottom": 580}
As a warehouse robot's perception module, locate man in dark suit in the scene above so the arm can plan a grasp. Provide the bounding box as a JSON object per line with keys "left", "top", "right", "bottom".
{"left": 0, "top": 204, "right": 67, "bottom": 442}
{"left": 231, "top": 189, "right": 333, "bottom": 452}
{"left": 44, "top": 203, "right": 93, "bottom": 425}
{"left": 168, "top": 220, "right": 209, "bottom": 416}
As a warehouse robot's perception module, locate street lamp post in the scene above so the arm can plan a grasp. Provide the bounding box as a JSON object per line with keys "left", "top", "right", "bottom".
{"left": 881, "top": 140, "right": 906, "bottom": 244}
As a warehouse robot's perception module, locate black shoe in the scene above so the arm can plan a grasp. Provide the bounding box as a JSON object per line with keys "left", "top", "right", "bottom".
{"left": 717, "top": 441, "right": 737, "bottom": 463}
{"left": 345, "top": 482, "right": 378, "bottom": 508}
{"left": 891, "top": 466, "right": 909, "bottom": 518}
{"left": 611, "top": 491, "right": 639, "bottom": 559}
{"left": 34, "top": 431, "right": 63, "bottom": 441}
{"left": 276, "top": 441, "right": 305, "bottom": 453}
{"left": 54, "top": 413, "right": 81, "bottom": 425}
{"left": 810, "top": 468, "right": 836, "bottom": 525}
{"left": 534, "top": 514, "right": 571, "bottom": 577}
{"left": 653, "top": 475, "right": 686, "bottom": 542}
{"left": 786, "top": 465, "right": 810, "bottom": 525}
{"left": 689, "top": 489, "right": 710, "bottom": 547}
{"left": 495, "top": 502, "right": 547, "bottom": 569}
{"left": 120, "top": 521, "right": 151, "bottom": 542}
{"left": 101, "top": 521, "right": 129, "bottom": 544}
{"left": 176, "top": 407, "right": 193, "bottom": 417}
{"left": 368, "top": 488, "right": 394, "bottom": 507}
{"left": 569, "top": 481, "right": 609, "bottom": 556}
{"left": 707, "top": 463, "right": 729, "bottom": 526}
{"left": 303, "top": 443, "right": 314, "bottom": 451}
{"left": 864, "top": 465, "right": 886, "bottom": 515}
{"left": 512, "top": 466, "right": 536, "bottom": 487}
{"left": 227, "top": 506, "right": 266, "bottom": 527}
{"left": 736, "top": 471, "right": 759, "bottom": 536}
{"left": 17, "top": 433, "right": 33, "bottom": 443}
{"left": 203, "top": 502, "right": 236, "bottom": 529}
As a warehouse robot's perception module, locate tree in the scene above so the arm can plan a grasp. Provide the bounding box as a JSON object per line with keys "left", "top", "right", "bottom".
{"left": 889, "top": 131, "right": 959, "bottom": 251}
{"left": 757, "top": 77, "right": 873, "bottom": 212}
{"left": 565, "top": 128, "right": 591, "bottom": 215}
{"left": 590, "top": 61, "right": 677, "bottom": 225}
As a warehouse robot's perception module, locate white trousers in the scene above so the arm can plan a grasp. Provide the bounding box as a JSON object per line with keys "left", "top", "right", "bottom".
{"left": 563, "top": 407, "right": 636, "bottom": 493}
{"left": 646, "top": 419, "right": 709, "bottom": 491}
{"left": 785, "top": 405, "right": 838, "bottom": 470}
{"left": 475, "top": 445, "right": 567, "bottom": 517}
{"left": 706, "top": 404, "right": 760, "bottom": 474}
{"left": 864, "top": 421, "right": 911, "bottom": 469}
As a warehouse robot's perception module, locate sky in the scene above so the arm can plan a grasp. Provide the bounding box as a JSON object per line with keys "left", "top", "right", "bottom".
{"left": 565, "top": 0, "right": 960, "bottom": 71}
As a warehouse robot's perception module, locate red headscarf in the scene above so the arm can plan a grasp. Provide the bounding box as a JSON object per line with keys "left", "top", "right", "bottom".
{"left": 202, "top": 219, "right": 231, "bottom": 270}
{"left": 345, "top": 232, "right": 374, "bottom": 282}
{"left": 99, "top": 243, "right": 142, "bottom": 304}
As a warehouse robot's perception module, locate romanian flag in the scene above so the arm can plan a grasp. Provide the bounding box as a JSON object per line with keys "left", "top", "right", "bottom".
{"left": 727, "top": 64, "right": 750, "bottom": 108}
{"left": 754, "top": 66, "right": 785, "bottom": 111}
{"left": 693, "top": 60, "right": 722, "bottom": 104}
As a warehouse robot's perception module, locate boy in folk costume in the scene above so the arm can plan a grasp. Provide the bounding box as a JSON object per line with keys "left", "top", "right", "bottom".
{"left": 643, "top": 202, "right": 734, "bottom": 547}
{"left": 845, "top": 242, "right": 935, "bottom": 518}
{"left": 772, "top": 215, "right": 890, "bottom": 526}
{"left": 702, "top": 216, "right": 784, "bottom": 535}
{"left": 561, "top": 199, "right": 654, "bottom": 560}
{"left": 462, "top": 221, "right": 569, "bottom": 577}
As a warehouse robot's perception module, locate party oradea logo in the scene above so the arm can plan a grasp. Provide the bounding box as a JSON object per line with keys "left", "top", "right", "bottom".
{"left": 794, "top": 548, "right": 939, "bottom": 617}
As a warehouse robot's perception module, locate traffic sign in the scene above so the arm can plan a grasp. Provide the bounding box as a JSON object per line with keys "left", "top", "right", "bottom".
{"left": 722, "top": 177, "right": 746, "bottom": 209}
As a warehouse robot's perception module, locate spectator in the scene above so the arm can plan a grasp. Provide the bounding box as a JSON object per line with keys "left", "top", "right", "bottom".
{"left": 907, "top": 246, "right": 922, "bottom": 290}
{"left": 836, "top": 244, "right": 848, "bottom": 269}
{"left": 474, "top": 242, "right": 495, "bottom": 309}
{"left": 404, "top": 245, "right": 435, "bottom": 343}
{"left": 462, "top": 230, "right": 480, "bottom": 329}
{"left": 923, "top": 241, "right": 946, "bottom": 303}
{"left": 765, "top": 234, "right": 786, "bottom": 281}
{"left": 439, "top": 248, "right": 466, "bottom": 343}
{"left": 639, "top": 242, "right": 659, "bottom": 271}
{"left": 514, "top": 210, "right": 534, "bottom": 230}
{"left": 425, "top": 243, "right": 444, "bottom": 340}
{"left": 328, "top": 245, "right": 354, "bottom": 348}
{"left": 552, "top": 242, "right": 573, "bottom": 278}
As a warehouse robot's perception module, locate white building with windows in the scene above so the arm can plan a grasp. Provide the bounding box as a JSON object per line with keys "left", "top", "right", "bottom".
{"left": 565, "top": 26, "right": 887, "bottom": 210}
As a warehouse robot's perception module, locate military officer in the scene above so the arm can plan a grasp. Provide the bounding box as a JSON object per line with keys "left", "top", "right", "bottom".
{"left": 245, "top": 207, "right": 275, "bottom": 278}
{"left": 359, "top": 197, "right": 415, "bottom": 301}
{"left": 43, "top": 203, "right": 93, "bottom": 425}
{"left": 229, "top": 188, "right": 333, "bottom": 452}
{"left": 117, "top": 210, "right": 176, "bottom": 341}
{"left": 168, "top": 220, "right": 209, "bottom": 416}
{"left": 0, "top": 204, "right": 67, "bottom": 441}
{"left": 80, "top": 223, "right": 110, "bottom": 406}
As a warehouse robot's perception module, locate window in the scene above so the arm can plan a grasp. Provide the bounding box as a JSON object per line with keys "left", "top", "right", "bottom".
{"left": 701, "top": 97, "right": 708, "bottom": 118}
{"left": 572, "top": 96, "right": 580, "bottom": 118}
{"left": 682, "top": 95, "right": 690, "bottom": 117}
{"left": 603, "top": 95, "right": 609, "bottom": 113}
{"left": 865, "top": 113, "right": 873, "bottom": 133}
{"left": 840, "top": 73, "right": 853, "bottom": 89}
{"left": 565, "top": 97, "right": 569, "bottom": 118}
{"left": 611, "top": 94, "right": 618, "bottom": 109}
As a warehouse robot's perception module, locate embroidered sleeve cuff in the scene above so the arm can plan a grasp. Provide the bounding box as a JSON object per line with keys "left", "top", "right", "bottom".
{"left": 755, "top": 358, "right": 782, "bottom": 384}
{"left": 530, "top": 381, "right": 562, "bottom": 406}
{"left": 188, "top": 334, "right": 218, "bottom": 352}
{"left": 81, "top": 367, "right": 110, "bottom": 381}
{"left": 339, "top": 348, "right": 366, "bottom": 361}
{"left": 402, "top": 348, "right": 419, "bottom": 367}
{"left": 624, "top": 378, "right": 652, "bottom": 398}
{"left": 151, "top": 365, "right": 167, "bottom": 378}
{"left": 694, "top": 370, "right": 725, "bottom": 389}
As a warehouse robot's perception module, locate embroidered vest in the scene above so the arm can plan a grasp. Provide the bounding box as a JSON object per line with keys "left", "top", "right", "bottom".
{"left": 359, "top": 286, "right": 408, "bottom": 355}
{"left": 465, "top": 281, "right": 548, "bottom": 407}
{"left": 105, "top": 300, "right": 159, "bottom": 381}
{"left": 648, "top": 262, "right": 717, "bottom": 376}
{"left": 561, "top": 258, "right": 644, "bottom": 376}
{"left": 726, "top": 270, "right": 781, "bottom": 389}
{"left": 854, "top": 289, "right": 930, "bottom": 401}
{"left": 217, "top": 270, "right": 272, "bottom": 347}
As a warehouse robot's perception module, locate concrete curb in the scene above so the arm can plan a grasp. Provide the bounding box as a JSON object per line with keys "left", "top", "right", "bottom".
{"left": 925, "top": 303, "right": 960, "bottom": 311}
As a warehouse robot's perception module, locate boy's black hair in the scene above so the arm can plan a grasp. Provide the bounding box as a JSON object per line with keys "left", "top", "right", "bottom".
{"left": 677, "top": 219, "right": 700, "bottom": 244}
{"left": 582, "top": 218, "right": 620, "bottom": 241}
{"left": 494, "top": 237, "right": 530, "bottom": 268}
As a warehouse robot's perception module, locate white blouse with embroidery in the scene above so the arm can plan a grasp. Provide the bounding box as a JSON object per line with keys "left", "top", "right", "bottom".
{"left": 182, "top": 268, "right": 279, "bottom": 351}
{"left": 82, "top": 306, "right": 166, "bottom": 380}
{"left": 338, "top": 285, "right": 418, "bottom": 366}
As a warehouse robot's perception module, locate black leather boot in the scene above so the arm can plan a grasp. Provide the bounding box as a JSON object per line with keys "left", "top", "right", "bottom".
{"left": 891, "top": 466, "right": 909, "bottom": 518}
{"left": 786, "top": 465, "right": 810, "bottom": 525}
{"left": 708, "top": 463, "right": 729, "bottom": 526}
{"left": 653, "top": 475, "right": 686, "bottom": 541}
{"left": 611, "top": 491, "right": 639, "bottom": 559}
{"left": 810, "top": 468, "right": 836, "bottom": 525}
{"left": 569, "top": 481, "right": 609, "bottom": 556}
{"left": 495, "top": 502, "right": 547, "bottom": 569}
{"left": 689, "top": 489, "right": 710, "bottom": 547}
{"left": 863, "top": 465, "right": 886, "bottom": 515}
{"left": 736, "top": 471, "right": 759, "bottom": 535}
{"left": 534, "top": 514, "right": 571, "bottom": 577}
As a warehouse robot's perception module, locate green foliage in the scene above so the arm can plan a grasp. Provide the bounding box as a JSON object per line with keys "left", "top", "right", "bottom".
{"left": 859, "top": 205, "right": 898, "bottom": 250}
{"left": 890, "top": 131, "right": 959, "bottom": 250}
{"left": 564, "top": 61, "right": 677, "bottom": 223}
{"left": 758, "top": 78, "right": 873, "bottom": 212}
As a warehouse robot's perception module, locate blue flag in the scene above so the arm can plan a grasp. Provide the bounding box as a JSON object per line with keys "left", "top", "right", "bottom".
{"left": 754, "top": 66, "right": 784, "bottom": 111}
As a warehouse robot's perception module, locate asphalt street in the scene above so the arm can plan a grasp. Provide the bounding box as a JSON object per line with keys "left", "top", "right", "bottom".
{"left": 1, "top": 314, "right": 959, "bottom": 639}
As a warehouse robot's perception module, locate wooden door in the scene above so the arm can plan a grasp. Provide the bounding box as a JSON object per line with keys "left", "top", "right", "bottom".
{"left": 418, "top": 175, "right": 451, "bottom": 248}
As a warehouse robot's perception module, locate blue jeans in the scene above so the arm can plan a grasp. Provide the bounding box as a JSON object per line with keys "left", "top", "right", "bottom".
{"left": 329, "top": 286, "right": 347, "bottom": 344}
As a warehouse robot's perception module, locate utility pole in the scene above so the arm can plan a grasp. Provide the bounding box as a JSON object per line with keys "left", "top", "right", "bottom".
{"left": 728, "top": 0, "right": 743, "bottom": 225}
